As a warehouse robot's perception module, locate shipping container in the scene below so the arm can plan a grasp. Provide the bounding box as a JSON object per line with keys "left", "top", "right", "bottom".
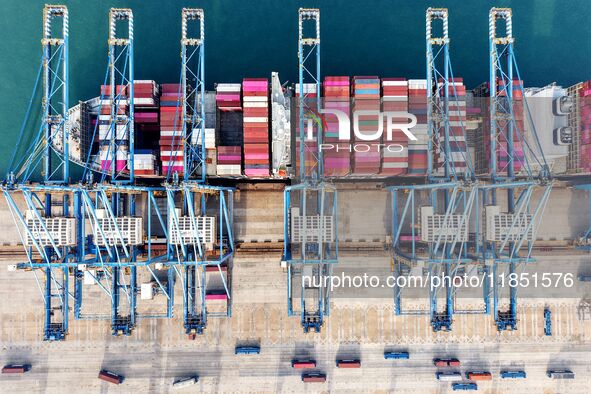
{"left": 452, "top": 382, "right": 478, "bottom": 391}
{"left": 546, "top": 370, "right": 575, "bottom": 379}
{"left": 500, "top": 370, "right": 527, "bottom": 379}
{"left": 433, "top": 358, "right": 460, "bottom": 367}
{"left": 383, "top": 351, "right": 409, "bottom": 360}
{"left": 436, "top": 372, "right": 462, "bottom": 382}
{"left": 336, "top": 359, "right": 361, "bottom": 368}
{"left": 172, "top": 376, "right": 198, "bottom": 389}
{"left": 235, "top": 346, "right": 260, "bottom": 355}
{"left": 301, "top": 372, "right": 326, "bottom": 383}
{"left": 291, "top": 360, "right": 317, "bottom": 369}
{"left": 98, "top": 369, "right": 123, "bottom": 384}
{"left": 466, "top": 371, "right": 492, "bottom": 381}
{"left": 2, "top": 364, "right": 29, "bottom": 374}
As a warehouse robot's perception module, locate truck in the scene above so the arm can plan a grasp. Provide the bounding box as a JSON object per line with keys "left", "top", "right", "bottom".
{"left": 384, "top": 351, "right": 409, "bottom": 360}
{"left": 291, "top": 360, "right": 317, "bottom": 369}
{"left": 172, "top": 376, "right": 199, "bottom": 389}
{"left": 546, "top": 370, "right": 575, "bottom": 379}
{"left": 234, "top": 346, "right": 260, "bottom": 355}
{"left": 500, "top": 370, "right": 527, "bottom": 379}
{"left": 544, "top": 308, "right": 552, "bottom": 336}
{"left": 452, "top": 383, "right": 478, "bottom": 391}
{"left": 436, "top": 372, "right": 463, "bottom": 382}
{"left": 434, "top": 358, "right": 461, "bottom": 367}
{"left": 336, "top": 359, "right": 361, "bottom": 368}
{"left": 301, "top": 372, "right": 326, "bottom": 383}
{"left": 2, "top": 364, "right": 29, "bottom": 374}
{"left": 466, "top": 371, "right": 492, "bottom": 381}
{"left": 98, "top": 370, "right": 123, "bottom": 384}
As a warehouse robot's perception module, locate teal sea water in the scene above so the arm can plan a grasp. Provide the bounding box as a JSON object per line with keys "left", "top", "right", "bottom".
{"left": 0, "top": 0, "right": 589, "bottom": 177}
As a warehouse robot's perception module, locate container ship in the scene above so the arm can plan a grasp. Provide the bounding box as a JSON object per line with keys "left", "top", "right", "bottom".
{"left": 59, "top": 74, "right": 587, "bottom": 181}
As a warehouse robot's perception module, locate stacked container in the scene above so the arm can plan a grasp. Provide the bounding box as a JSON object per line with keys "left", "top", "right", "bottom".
{"left": 498, "top": 79, "right": 525, "bottom": 174}
{"left": 322, "top": 76, "right": 351, "bottom": 176}
{"left": 352, "top": 76, "right": 381, "bottom": 175}
{"left": 407, "top": 80, "right": 429, "bottom": 175}
{"left": 216, "top": 83, "right": 241, "bottom": 110}
{"left": 133, "top": 80, "right": 159, "bottom": 107}
{"left": 381, "top": 78, "right": 409, "bottom": 176}
{"left": 476, "top": 79, "right": 525, "bottom": 175}
{"left": 294, "top": 83, "right": 318, "bottom": 178}
{"left": 159, "top": 84, "right": 184, "bottom": 176}
{"left": 216, "top": 146, "right": 242, "bottom": 175}
{"left": 133, "top": 149, "right": 158, "bottom": 176}
{"left": 216, "top": 83, "right": 243, "bottom": 175}
{"left": 435, "top": 78, "right": 467, "bottom": 175}
{"left": 580, "top": 81, "right": 591, "bottom": 172}
{"left": 133, "top": 80, "right": 160, "bottom": 175}
{"left": 242, "top": 78, "right": 270, "bottom": 177}
{"left": 99, "top": 84, "right": 129, "bottom": 173}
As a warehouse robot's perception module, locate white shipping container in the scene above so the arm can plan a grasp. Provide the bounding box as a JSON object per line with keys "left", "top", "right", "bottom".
{"left": 243, "top": 101, "right": 268, "bottom": 108}
{"left": 243, "top": 117, "right": 268, "bottom": 123}
{"left": 382, "top": 80, "right": 408, "bottom": 87}
{"left": 382, "top": 96, "right": 408, "bottom": 101}
{"left": 216, "top": 83, "right": 241, "bottom": 92}
{"left": 295, "top": 83, "right": 317, "bottom": 94}
{"left": 240, "top": 96, "right": 267, "bottom": 102}
{"left": 160, "top": 130, "right": 184, "bottom": 137}
{"left": 216, "top": 164, "right": 241, "bottom": 175}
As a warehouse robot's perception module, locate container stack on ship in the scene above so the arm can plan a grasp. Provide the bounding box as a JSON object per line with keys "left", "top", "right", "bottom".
{"left": 407, "top": 79, "right": 429, "bottom": 175}
{"left": 322, "top": 76, "right": 351, "bottom": 176}
{"left": 474, "top": 79, "right": 525, "bottom": 175}
{"left": 580, "top": 81, "right": 591, "bottom": 172}
{"left": 216, "top": 83, "right": 243, "bottom": 176}
{"left": 159, "top": 84, "right": 184, "bottom": 176}
{"left": 133, "top": 80, "right": 160, "bottom": 176}
{"left": 99, "top": 84, "right": 128, "bottom": 172}
{"left": 294, "top": 82, "right": 318, "bottom": 177}
{"left": 435, "top": 78, "right": 467, "bottom": 175}
{"left": 242, "top": 78, "right": 270, "bottom": 177}
{"left": 352, "top": 76, "right": 381, "bottom": 175}
{"left": 380, "top": 78, "right": 409, "bottom": 176}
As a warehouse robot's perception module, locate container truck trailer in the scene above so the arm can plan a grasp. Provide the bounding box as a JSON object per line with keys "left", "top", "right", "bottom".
{"left": 291, "top": 360, "right": 317, "bottom": 369}
{"left": 172, "top": 376, "right": 199, "bottom": 389}
{"left": 434, "top": 358, "right": 461, "bottom": 367}
{"left": 336, "top": 359, "right": 361, "bottom": 368}
{"left": 546, "top": 370, "right": 575, "bottom": 379}
{"left": 436, "top": 372, "right": 463, "bottom": 382}
{"left": 301, "top": 372, "right": 326, "bottom": 383}
{"left": 1, "top": 364, "right": 30, "bottom": 374}
{"left": 98, "top": 370, "right": 123, "bottom": 384}
{"left": 452, "top": 383, "right": 478, "bottom": 391}
{"left": 500, "top": 370, "right": 527, "bottom": 379}
{"left": 384, "top": 351, "right": 409, "bottom": 360}
{"left": 234, "top": 346, "right": 261, "bottom": 355}
{"left": 466, "top": 371, "right": 492, "bottom": 381}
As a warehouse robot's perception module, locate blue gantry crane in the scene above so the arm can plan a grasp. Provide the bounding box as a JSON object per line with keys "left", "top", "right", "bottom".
{"left": 480, "top": 8, "right": 553, "bottom": 331}
{"left": 2, "top": 6, "right": 234, "bottom": 340}
{"left": 389, "top": 8, "right": 481, "bottom": 332}
{"left": 164, "top": 8, "right": 235, "bottom": 337}
{"left": 282, "top": 8, "right": 338, "bottom": 333}
{"left": 2, "top": 5, "right": 72, "bottom": 341}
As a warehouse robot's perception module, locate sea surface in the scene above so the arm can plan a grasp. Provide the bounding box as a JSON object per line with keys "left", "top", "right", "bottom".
{"left": 0, "top": 0, "right": 588, "bottom": 178}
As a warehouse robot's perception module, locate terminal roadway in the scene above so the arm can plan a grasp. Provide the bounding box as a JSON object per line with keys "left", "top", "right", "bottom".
{"left": 0, "top": 342, "right": 590, "bottom": 392}
{"left": 1, "top": 253, "right": 591, "bottom": 392}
